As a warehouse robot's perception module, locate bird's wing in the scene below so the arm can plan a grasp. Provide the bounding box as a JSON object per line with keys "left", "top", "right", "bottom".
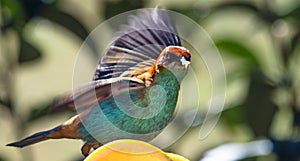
{"left": 52, "top": 78, "right": 145, "bottom": 112}
{"left": 93, "top": 8, "right": 181, "bottom": 81}
{"left": 52, "top": 8, "right": 180, "bottom": 112}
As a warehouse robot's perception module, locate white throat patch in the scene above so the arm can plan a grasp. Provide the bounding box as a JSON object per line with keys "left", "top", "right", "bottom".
{"left": 180, "top": 56, "right": 190, "bottom": 68}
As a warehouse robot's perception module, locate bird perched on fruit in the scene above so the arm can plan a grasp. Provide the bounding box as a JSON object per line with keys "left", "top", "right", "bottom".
{"left": 7, "top": 8, "right": 191, "bottom": 156}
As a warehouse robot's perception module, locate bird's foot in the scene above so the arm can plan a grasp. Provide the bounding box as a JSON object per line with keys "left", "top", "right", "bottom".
{"left": 81, "top": 142, "right": 103, "bottom": 157}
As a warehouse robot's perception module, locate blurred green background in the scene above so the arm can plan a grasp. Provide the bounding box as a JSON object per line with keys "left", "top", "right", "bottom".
{"left": 1, "top": 0, "right": 300, "bottom": 161}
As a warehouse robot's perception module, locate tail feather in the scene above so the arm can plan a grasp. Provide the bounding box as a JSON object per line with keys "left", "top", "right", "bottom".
{"left": 6, "top": 126, "right": 62, "bottom": 148}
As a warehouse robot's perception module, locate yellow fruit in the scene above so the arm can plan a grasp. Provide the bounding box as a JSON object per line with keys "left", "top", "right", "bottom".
{"left": 84, "top": 140, "right": 189, "bottom": 161}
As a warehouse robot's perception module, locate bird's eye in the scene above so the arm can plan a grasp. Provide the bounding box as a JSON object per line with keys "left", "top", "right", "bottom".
{"left": 184, "top": 56, "right": 191, "bottom": 62}
{"left": 163, "top": 51, "right": 190, "bottom": 68}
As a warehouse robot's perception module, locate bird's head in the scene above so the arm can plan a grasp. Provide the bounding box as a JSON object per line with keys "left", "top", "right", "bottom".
{"left": 132, "top": 46, "right": 191, "bottom": 86}
{"left": 155, "top": 46, "right": 191, "bottom": 81}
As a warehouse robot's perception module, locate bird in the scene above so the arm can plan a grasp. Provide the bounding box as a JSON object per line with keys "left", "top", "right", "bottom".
{"left": 6, "top": 8, "right": 191, "bottom": 157}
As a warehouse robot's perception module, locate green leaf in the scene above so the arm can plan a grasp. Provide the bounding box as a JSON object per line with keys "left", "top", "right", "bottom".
{"left": 40, "top": 6, "right": 89, "bottom": 41}
{"left": 291, "top": 31, "right": 300, "bottom": 55}
{"left": 214, "top": 1, "right": 259, "bottom": 13}
{"left": 284, "top": 5, "right": 300, "bottom": 27}
{"left": 39, "top": 6, "right": 99, "bottom": 57}
{"left": 2, "top": 0, "right": 27, "bottom": 29}
{"left": 244, "top": 70, "right": 277, "bottom": 137}
{"left": 216, "top": 39, "right": 261, "bottom": 70}
{"left": 0, "top": 98, "right": 13, "bottom": 111}
{"left": 18, "top": 38, "right": 41, "bottom": 63}
{"left": 213, "top": 1, "right": 278, "bottom": 24}
{"left": 221, "top": 105, "right": 246, "bottom": 129}
{"left": 103, "top": 0, "right": 146, "bottom": 19}
{"left": 170, "top": 7, "right": 207, "bottom": 22}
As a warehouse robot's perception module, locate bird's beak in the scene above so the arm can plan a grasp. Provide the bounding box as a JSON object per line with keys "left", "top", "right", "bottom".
{"left": 180, "top": 56, "right": 190, "bottom": 69}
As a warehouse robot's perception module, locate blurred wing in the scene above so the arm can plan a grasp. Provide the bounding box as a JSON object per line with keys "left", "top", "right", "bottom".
{"left": 51, "top": 9, "right": 179, "bottom": 112}
{"left": 93, "top": 8, "right": 181, "bottom": 81}
{"left": 52, "top": 78, "right": 145, "bottom": 112}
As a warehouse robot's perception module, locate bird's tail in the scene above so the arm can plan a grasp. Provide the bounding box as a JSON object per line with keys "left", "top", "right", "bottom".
{"left": 6, "top": 125, "right": 62, "bottom": 148}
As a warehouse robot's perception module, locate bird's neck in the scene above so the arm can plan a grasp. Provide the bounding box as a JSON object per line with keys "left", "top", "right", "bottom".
{"left": 151, "top": 67, "right": 181, "bottom": 91}
{"left": 141, "top": 67, "right": 181, "bottom": 119}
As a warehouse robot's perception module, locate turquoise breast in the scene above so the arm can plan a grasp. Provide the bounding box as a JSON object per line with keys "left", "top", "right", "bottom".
{"left": 78, "top": 68, "right": 181, "bottom": 143}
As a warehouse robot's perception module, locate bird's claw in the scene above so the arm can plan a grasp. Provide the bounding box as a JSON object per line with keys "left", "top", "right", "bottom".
{"left": 81, "top": 142, "right": 103, "bottom": 157}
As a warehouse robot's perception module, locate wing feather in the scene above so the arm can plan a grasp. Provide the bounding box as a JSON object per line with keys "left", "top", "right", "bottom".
{"left": 93, "top": 8, "right": 181, "bottom": 81}
{"left": 51, "top": 78, "right": 145, "bottom": 112}
{"left": 52, "top": 8, "right": 181, "bottom": 111}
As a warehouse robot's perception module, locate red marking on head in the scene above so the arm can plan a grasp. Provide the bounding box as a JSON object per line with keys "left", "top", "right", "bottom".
{"left": 167, "top": 46, "right": 191, "bottom": 59}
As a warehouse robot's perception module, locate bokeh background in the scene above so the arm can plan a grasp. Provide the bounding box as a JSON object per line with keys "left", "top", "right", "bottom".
{"left": 1, "top": 0, "right": 300, "bottom": 161}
